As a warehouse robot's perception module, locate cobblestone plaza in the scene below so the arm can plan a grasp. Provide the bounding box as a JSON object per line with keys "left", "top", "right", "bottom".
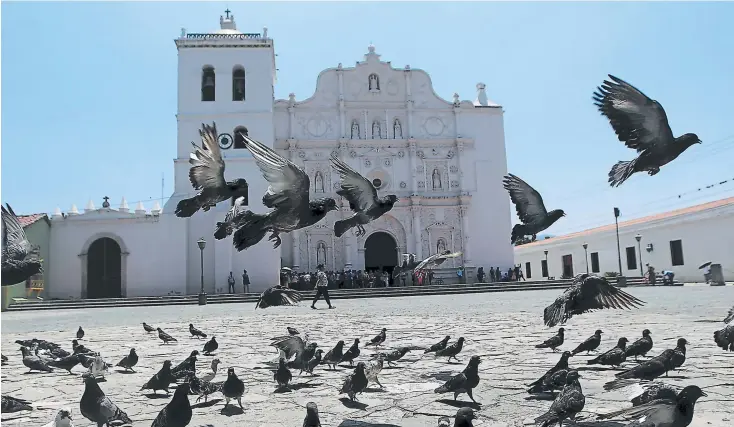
{"left": 2, "top": 286, "right": 733, "bottom": 426}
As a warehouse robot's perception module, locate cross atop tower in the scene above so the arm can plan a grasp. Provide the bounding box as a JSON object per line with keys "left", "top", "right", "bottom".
{"left": 102, "top": 196, "right": 110, "bottom": 208}
{"left": 224, "top": 8, "right": 231, "bottom": 19}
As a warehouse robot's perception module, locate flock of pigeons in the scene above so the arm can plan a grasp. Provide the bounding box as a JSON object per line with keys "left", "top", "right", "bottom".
{"left": 2, "top": 274, "right": 732, "bottom": 426}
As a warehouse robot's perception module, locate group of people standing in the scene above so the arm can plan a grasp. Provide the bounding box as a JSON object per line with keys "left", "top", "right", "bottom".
{"left": 476, "top": 265, "right": 526, "bottom": 283}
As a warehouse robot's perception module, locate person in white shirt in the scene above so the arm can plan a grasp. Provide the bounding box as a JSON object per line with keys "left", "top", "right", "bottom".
{"left": 311, "top": 264, "right": 335, "bottom": 309}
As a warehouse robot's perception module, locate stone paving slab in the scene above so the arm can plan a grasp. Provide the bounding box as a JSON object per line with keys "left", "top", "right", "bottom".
{"left": 1, "top": 287, "right": 733, "bottom": 426}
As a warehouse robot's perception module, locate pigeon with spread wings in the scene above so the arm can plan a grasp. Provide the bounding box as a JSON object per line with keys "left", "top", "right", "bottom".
{"left": 230, "top": 133, "right": 338, "bottom": 251}
{"left": 330, "top": 153, "right": 398, "bottom": 237}
{"left": 593, "top": 75, "right": 701, "bottom": 187}
{"left": 255, "top": 285, "right": 303, "bottom": 310}
{"left": 413, "top": 251, "right": 463, "bottom": 275}
{"left": 2, "top": 204, "right": 43, "bottom": 286}
{"left": 544, "top": 273, "right": 646, "bottom": 327}
{"left": 502, "top": 174, "right": 565, "bottom": 244}
{"left": 175, "top": 122, "right": 249, "bottom": 218}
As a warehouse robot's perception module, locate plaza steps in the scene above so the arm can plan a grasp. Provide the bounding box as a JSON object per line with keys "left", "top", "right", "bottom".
{"left": 5, "top": 276, "right": 673, "bottom": 312}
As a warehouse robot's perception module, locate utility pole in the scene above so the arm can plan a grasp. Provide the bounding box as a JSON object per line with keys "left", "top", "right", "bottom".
{"left": 614, "top": 207, "right": 623, "bottom": 276}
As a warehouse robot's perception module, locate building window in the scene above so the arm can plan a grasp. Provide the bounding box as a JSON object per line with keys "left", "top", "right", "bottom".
{"left": 590, "top": 252, "right": 600, "bottom": 273}
{"left": 201, "top": 66, "right": 215, "bottom": 101}
{"left": 233, "top": 126, "right": 248, "bottom": 149}
{"left": 541, "top": 259, "right": 548, "bottom": 278}
{"left": 562, "top": 254, "right": 574, "bottom": 278}
{"left": 232, "top": 66, "right": 246, "bottom": 101}
{"left": 525, "top": 262, "right": 532, "bottom": 279}
{"left": 670, "top": 239, "right": 684, "bottom": 266}
{"left": 626, "top": 246, "right": 637, "bottom": 271}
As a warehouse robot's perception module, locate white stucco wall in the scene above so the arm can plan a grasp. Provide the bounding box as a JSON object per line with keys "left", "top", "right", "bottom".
{"left": 513, "top": 200, "right": 734, "bottom": 283}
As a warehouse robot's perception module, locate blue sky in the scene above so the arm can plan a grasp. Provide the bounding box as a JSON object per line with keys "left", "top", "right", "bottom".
{"left": 2, "top": 1, "right": 733, "bottom": 235}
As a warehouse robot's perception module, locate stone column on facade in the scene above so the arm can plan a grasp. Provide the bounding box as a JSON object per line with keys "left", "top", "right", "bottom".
{"left": 292, "top": 230, "right": 301, "bottom": 271}
{"left": 459, "top": 204, "right": 471, "bottom": 266}
{"left": 357, "top": 248, "right": 366, "bottom": 270}
{"left": 404, "top": 66, "right": 414, "bottom": 139}
{"left": 408, "top": 141, "right": 417, "bottom": 192}
{"left": 455, "top": 139, "right": 465, "bottom": 191}
{"left": 410, "top": 197, "right": 422, "bottom": 260}
{"left": 287, "top": 94, "right": 296, "bottom": 139}
{"left": 406, "top": 101, "right": 414, "bottom": 139}
{"left": 305, "top": 233, "right": 312, "bottom": 272}
{"left": 363, "top": 110, "right": 369, "bottom": 139}
{"left": 337, "top": 64, "right": 345, "bottom": 138}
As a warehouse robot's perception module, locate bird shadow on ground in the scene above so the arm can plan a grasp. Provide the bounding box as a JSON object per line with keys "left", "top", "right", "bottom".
{"left": 114, "top": 370, "right": 135, "bottom": 374}
{"left": 574, "top": 421, "right": 625, "bottom": 427}
{"left": 290, "top": 382, "right": 321, "bottom": 391}
{"left": 364, "top": 387, "right": 387, "bottom": 393}
{"left": 421, "top": 371, "right": 455, "bottom": 381}
{"left": 143, "top": 393, "right": 171, "bottom": 399}
{"left": 94, "top": 377, "right": 107, "bottom": 383}
{"left": 220, "top": 405, "right": 244, "bottom": 416}
{"left": 524, "top": 393, "right": 557, "bottom": 401}
{"left": 436, "top": 399, "right": 481, "bottom": 410}
{"left": 576, "top": 366, "right": 618, "bottom": 372}
{"left": 339, "top": 398, "right": 368, "bottom": 410}
{"left": 337, "top": 421, "right": 401, "bottom": 427}
{"left": 21, "top": 371, "right": 46, "bottom": 375}
{"left": 383, "top": 365, "right": 404, "bottom": 370}
{"left": 191, "top": 398, "right": 221, "bottom": 409}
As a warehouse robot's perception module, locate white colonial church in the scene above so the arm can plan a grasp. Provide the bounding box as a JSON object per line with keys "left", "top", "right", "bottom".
{"left": 45, "top": 11, "right": 513, "bottom": 299}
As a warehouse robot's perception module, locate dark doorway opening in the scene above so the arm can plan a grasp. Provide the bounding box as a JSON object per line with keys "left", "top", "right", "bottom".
{"left": 87, "top": 237, "right": 122, "bottom": 299}
{"left": 364, "top": 232, "right": 398, "bottom": 285}
{"left": 561, "top": 254, "right": 574, "bottom": 279}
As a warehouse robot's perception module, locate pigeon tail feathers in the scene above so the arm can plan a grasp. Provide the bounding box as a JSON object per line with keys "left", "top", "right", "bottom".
{"left": 534, "top": 409, "right": 560, "bottom": 427}
{"left": 608, "top": 159, "right": 638, "bottom": 187}
{"left": 334, "top": 217, "right": 358, "bottom": 238}
{"left": 232, "top": 211, "right": 272, "bottom": 251}
{"left": 175, "top": 196, "right": 203, "bottom": 218}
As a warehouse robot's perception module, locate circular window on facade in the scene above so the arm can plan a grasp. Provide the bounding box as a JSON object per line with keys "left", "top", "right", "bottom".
{"left": 372, "top": 178, "right": 382, "bottom": 189}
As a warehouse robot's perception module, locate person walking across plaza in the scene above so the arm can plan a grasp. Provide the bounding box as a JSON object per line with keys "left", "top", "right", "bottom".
{"left": 311, "top": 264, "right": 335, "bottom": 310}
{"left": 242, "top": 269, "right": 250, "bottom": 293}
{"left": 227, "top": 271, "right": 236, "bottom": 293}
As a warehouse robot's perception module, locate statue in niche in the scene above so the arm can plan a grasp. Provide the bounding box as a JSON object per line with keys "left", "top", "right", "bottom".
{"left": 369, "top": 74, "right": 380, "bottom": 91}
{"left": 393, "top": 119, "right": 402, "bottom": 139}
{"left": 317, "top": 242, "right": 327, "bottom": 266}
{"left": 372, "top": 120, "right": 381, "bottom": 139}
{"left": 432, "top": 168, "right": 442, "bottom": 190}
{"left": 314, "top": 171, "right": 324, "bottom": 192}
{"left": 437, "top": 239, "right": 447, "bottom": 254}
{"left": 351, "top": 120, "right": 360, "bottom": 139}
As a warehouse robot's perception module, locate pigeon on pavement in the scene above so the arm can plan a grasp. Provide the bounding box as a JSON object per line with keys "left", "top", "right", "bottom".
{"left": 304, "top": 350, "right": 324, "bottom": 376}
{"left": 1, "top": 395, "right": 33, "bottom": 413}
{"left": 76, "top": 327, "right": 85, "bottom": 340}
{"left": 604, "top": 345, "right": 681, "bottom": 391}
{"left": 48, "top": 354, "right": 82, "bottom": 374}
{"left": 502, "top": 174, "right": 565, "bottom": 243}
{"left": 330, "top": 153, "right": 398, "bottom": 237}
{"left": 536, "top": 328, "right": 565, "bottom": 352}
{"left": 221, "top": 367, "right": 246, "bottom": 409}
{"left": 255, "top": 285, "right": 303, "bottom": 309}
{"left": 322, "top": 340, "right": 345, "bottom": 370}
{"left": 80, "top": 373, "right": 133, "bottom": 427}
{"left": 366, "top": 328, "right": 387, "bottom": 348}
{"left": 434, "top": 355, "right": 482, "bottom": 403}
{"left": 588, "top": 337, "right": 628, "bottom": 368}
{"left": 143, "top": 322, "right": 155, "bottom": 333}
{"left": 175, "top": 122, "right": 248, "bottom": 217}
{"left": 626, "top": 329, "right": 654, "bottom": 361}
{"left": 20, "top": 346, "right": 54, "bottom": 372}
{"left": 534, "top": 370, "right": 585, "bottom": 427}
{"left": 189, "top": 324, "right": 207, "bottom": 339}
{"left": 157, "top": 328, "right": 178, "bottom": 344}
{"left": 593, "top": 74, "right": 701, "bottom": 187}
{"left": 231, "top": 133, "right": 338, "bottom": 250}
{"left": 1, "top": 204, "right": 43, "bottom": 286}
{"left": 140, "top": 360, "right": 177, "bottom": 395}
{"left": 670, "top": 338, "right": 687, "bottom": 371}
{"left": 303, "top": 402, "right": 321, "bottom": 427}
{"left": 373, "top": 347, "right": 411, "bottom": 367}
{"left": 425, "top": 336, "right": 451, "bottom": 354}
{"left": 435, "top": 337, "right": 465, "bottom": 362}
{"left": 452, "top": 407, "right": 475, "bottom": 427}
{"left": 527, "top": 351, "right": 573, "bottom": 394}
{"left": 713, "top": 323, "right": 734, "bottom": 351}
{"left": 115, "top": 348, "right": 138, "bottom": 372}
{"left": 340, "top": 338, "right": 361, "bottom": 366}
{"left": 598, "top": 384, "right": 706, "bottom": 426}
{"left": 364, "top": 355, "right": 385, "bottom": 388}
{"left": 340, "top": 362, "right": 369, "bottom": 402}
{"left": 724, "top": 306, "right": 734, "bottom": 324}
{"left": 629, "top": 382, "right": 679, "bottom": 407}
{"left": 274, "top": 358, "right": 293, "bottom": 390}
{"left": 41, "top": 408, "right": 74, "bottom": 427}
{"left": 151, "top": 383, "right": 192, "bottom": 427}
{"left": 544, "top": 273, "right": 646, "bottom": 327}
{"left": 203, "top": 336, "right": 218, "bottom": 355}
{"left": 571, "top": 329, "right": 603, "bottom": 355}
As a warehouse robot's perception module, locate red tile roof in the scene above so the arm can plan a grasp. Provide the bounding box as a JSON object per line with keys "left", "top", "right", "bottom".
{"left": 17, "top": 213, "right": 49, "bottom": 228}
{"left": 517, "top": 197, "right": 734, "bottom": 249}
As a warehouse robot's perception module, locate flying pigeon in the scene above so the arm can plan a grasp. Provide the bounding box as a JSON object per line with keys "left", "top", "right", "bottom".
{"left": 597, "top": 385, "right": 706, "bottom": 425}
{"left": 527, "top": 351, "right": 573, "bottom": 394}
{"left": 255, "top": 285, "right": 303, "bottom": 309}
{"left": 587, "top": 337, "right": 629, "bottom": 368}
{"left": 203, "top": 336, "right": 218, "bottom": 355}
{"left": 340, "top": 338, "right": 361, "bottom": 366}
{"left": 625, "top": 329, "right": 654, "bottom": 360}
{"left": 214, "top": 196, "right": 248, "bottom": 240}
{"left": 435, "top": 337, "right": 465, "bottom": 363}
{"left": 76, "top": 327, "right": 85, "bottom": 340}
{"left": 330, "top": 153, "right": 398, "bottom": 237}
{"left": 713, "top": 323, "right": 734, "bottom": 351}
{"left": 340, "top": 362, "right": 369, "bottom": 402}
{"left": 544, "top": 273, "right": 646, "bottom": 327}
{"left": 593, "top": 74, "right": 701, "bottom": 187}
{"left": 1, "top": 204, "right": 43, "bottom": 286}
{"left": 271, "top": 334, "right": 312, "bottom": 362}
{"left": 41, "top": 408, "right": 74, "bottom": 427}
{"left": 157, "top": 328, "right": 178, "bottom": 344}
{"left": 536, "top": 328, "right": 565, "bottom": 352}
{"left": 151, "top": 383, "right": 192, "bottom": 427}
{"left": 303, "top": 402, "right": 321, "bottom": 427}
{"left": 143, "top": 322, "right": 155, "bottom": 333}
{"left": 221, "top": 367, "right": 246, "bottom": 409}
{"left": 175, "top": 122, "right": 248, "bottom": 217}
{"left": 434, "top": 355, "right": 482, "bottom": 403}
{"left": 1, "top": 395, "right": 33, "bottom": 413}
{"left": 115, "top": 348, "right": 138, "bottom": 372}
{"left": 571, "top": 329, "right": 603, "bottom": 355}
{"left": 425, "top": 336, "right": 451, "bottom": 354}
{"left": 229, "top": 133, "right": 338, "bottom": 251}
{"left": 502, "top": 174, "right": 565, "bottom": 244}
{"left": 80, "top": 374, "right": 132, "bottom": 427}
{"left": 189, "top": 324, "right": 207, "bottom": 339}
{"left": 365, "top": 328, "right": 387, "bottom": 348}
{"left": 413, "top": 251, "right": 463, "bottom": 275}
{"left": 534, "top": 370, "right": 585, "bottom": 427}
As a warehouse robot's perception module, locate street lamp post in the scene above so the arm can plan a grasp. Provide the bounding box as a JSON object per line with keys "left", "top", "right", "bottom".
{"left": 544, "top": 250, "right": 549, "bottom": 279}
{"left": 197, "top": 237, "right": 207, "bottom": 306}
{"left": 635, "top": 234, "right": 643, "bottom": 277}
{"left": 583, "top": 243, "right": 589, "bottom": 274}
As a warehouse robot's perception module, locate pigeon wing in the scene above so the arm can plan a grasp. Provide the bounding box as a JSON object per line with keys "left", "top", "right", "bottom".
{"left": 592, "top": 75, "right": 675, "bottom": 153}
{"left": 260, "top": 286, "right": 303, "bottom": 308}
{"left": 576, "top": 274, "right": 646, "bottom": 312}
{"left": 151, "top": 407, "right": 168, "bottom": 427}
{"left": 502, "top": 174, "right": 549, "bottom": 225}
{"left": 241, "top": 133, "right": 310, "bottom": 210}
{"left": 2, "top": 204, "right": 32, "bottom": 259}
{"left": 597, "top": 398, "right": 676, "bottom": 421}
{"left": 271, "top": 335, "right": 307, "bottom": 360}
{"left": 96, "top": 395, "right": 128, "bottom": 424}
{"left": 188, "top": 122, "right": 227, "bottom": 191}
{"left": 223, "top": 196, "right": 248, "bottom": 224}
{"left": 330, "top": 153, "right": 379, "bottom": 213}
{"left": 543, "top": 285, "right": 577, "bottom": 327}
{"left": 432, "top": 251, "right": 463, "bottom": 267}
{"left": 438, "top": 372, "right": 468, "bottom": 393}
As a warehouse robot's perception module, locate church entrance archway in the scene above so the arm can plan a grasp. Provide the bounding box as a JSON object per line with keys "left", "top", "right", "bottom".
{"left": 87, "top": 237, "right": 122, "bottom": 299}
{"left": 364, "top": 232, "right": 398, "bottom": 285}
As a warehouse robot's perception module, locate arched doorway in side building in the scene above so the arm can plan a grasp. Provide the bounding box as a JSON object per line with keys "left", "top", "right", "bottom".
{"left": 87, "top": 237, "right": 122, "bottom": 299}
{"left": 364, "top": 232, "right": 398, "bottom": 285}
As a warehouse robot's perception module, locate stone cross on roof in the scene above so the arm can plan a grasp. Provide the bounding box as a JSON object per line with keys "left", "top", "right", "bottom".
{"left": 102, "top": 196, "right": 110, "bottom": 208}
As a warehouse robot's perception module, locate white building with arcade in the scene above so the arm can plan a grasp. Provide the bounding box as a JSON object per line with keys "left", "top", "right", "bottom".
{"left": 45, "top": 11, "right": 514, "bottom": 299}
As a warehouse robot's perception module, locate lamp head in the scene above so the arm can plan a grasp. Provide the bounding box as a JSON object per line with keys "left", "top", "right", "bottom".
{"left": 582, "top": 243, "right": 588, "bottom": 250}
{"left": 635, "top": 234, "right": 642, "bottom": 242}
{"left": 197, "top": 237, "right": 207, "bottom": 250}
